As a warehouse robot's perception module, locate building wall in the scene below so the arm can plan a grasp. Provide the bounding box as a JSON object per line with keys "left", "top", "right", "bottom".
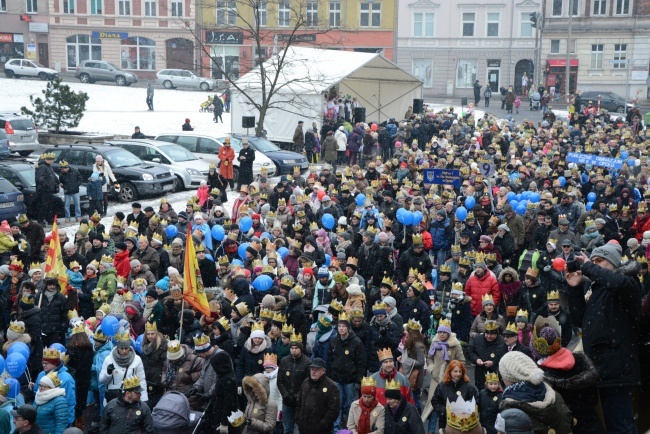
{"left": 0, "top": 0, "right": 50, "bottom": 66}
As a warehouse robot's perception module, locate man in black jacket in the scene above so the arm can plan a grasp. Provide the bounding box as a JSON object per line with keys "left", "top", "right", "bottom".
{"left": 296, "top": 358, "right": 340, "bottom": 434}
{"left": 38, "top": 277, "right": 68, "bottom": 346}
{"left": 58, "top": 161, "right": 83, "bottom": 222}
{"left": 100, "top": 376, "right": 153, "bottom": 434}
{"left": 531, "top": 291, "right": 572, "bottom": 347}
{"left": 126, "top": 203, "right": 148, "bottom": 236}
{"left": 277, "top": 332, "right": 311, "bottom": 434}
{"left": 35, "top": 153, "right": 59, "bottom": 226}
{"left": 327, "top": 313, "right": 365, "bottom": 431}
{"left": 566, "top": 245, "right": 642, "bottom": 434}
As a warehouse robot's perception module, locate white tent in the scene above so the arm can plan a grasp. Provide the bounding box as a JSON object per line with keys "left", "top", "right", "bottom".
{"left": 230, "top": 47, "right": 423, "bottom": 143}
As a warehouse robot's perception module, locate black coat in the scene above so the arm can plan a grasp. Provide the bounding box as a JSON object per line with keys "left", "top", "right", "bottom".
{"left": 211, "top": 332, "right": 234, "bottom": 358}
{"left": 500, "top": 341, "right": 533, "bottom": 359}
{"left": 35, "top": 163, "right": 59, "bottom": 194}
{"left": 432, "top": 379, "right": 479, "bottom": 428}
{"left": 351, "top": 321, "right": 379, "bottom": 373}
{"left": 467, "top": 334, "right": 506, "bottom": 389}
{"left": 277, "top": 353, "right": 311, "bottom": 407}
{"left": 59, "top": 167, "right": 84, "bottom": 195}
{"left": 396, "top": 247, "right": 432, "bottom": 284}
{"left": 100, "top": 396, "right": 153, "bottom": 434}
{"left": 235, "top": 342, "right": 265, "bottom": 384}
{"left": 237, "top": 146, "right": 255, "bottom": 186}
{"left": 568, "top": 261, "right": 642, "bottom": 388}
{"left": 327, "top": 330, "right": 365, "bottom": 384}
{"left": 20, "top": 306, "right": 43, "bottom": 378}
{"left": 479, "top": 388, "right": 502, "bottom": 434}
{"left": 296, "top": 374, "right": 340, "bottom": 434}
{"left": 384, "top": 398, "right": 425, "bottom": 434}
{"left": 356, "top": 242, "right": 380, "bottom": 281}
{"left": 518, "top": 280, "right": 546, "bottom": 320}
{"left": 286, "top": 298, "right": 307, "bottom": 338}
{"left": 198, "top": 257, "right": 217, "bottom": 288}
{"left": 39, "top": 291, "right": 68, "bottom": 335}
{"left": 209, "top": 352, "right": 238, "bottom": 428}
{"left": 140, "top": 339, "right": 167, "bottom": 406}
{"left": 67, "top": 346, "right": 93, "bottom": 419}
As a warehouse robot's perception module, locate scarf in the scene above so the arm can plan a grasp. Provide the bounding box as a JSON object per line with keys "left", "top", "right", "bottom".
{"left": 143, "top": 299, "right": 158, "bottom": 321}
{"left": 358, "top": 398, "right": 378, "bottom": 434}
{"left": 502, "top": 381, "right": 547, "bottom": 403}
{"left": 165, "top": 353, "right": 186, "bottom": 386}
{"left": 35, "top": 387, "right": 66, "bottom": 405}
{"left": 113, "top": 347, "right": 135, "bottom": 367}
{"left": 264, "top": 367, "right": 279, "bottom": 380}
{"left": 245, "top": 338, "right": 268, "bottom": 354}
{"left": 429, "top": 340, "right": 450, "bottom": 361}
{"left": 315, "top": 323, "right": 332, "bottom": 342}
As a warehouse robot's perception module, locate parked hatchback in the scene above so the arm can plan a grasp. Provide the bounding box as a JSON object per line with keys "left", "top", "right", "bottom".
{"left": 4, "top": 59, "right": 59, "bottom": 80}
{"left": 0, "top": 113, "right": 39, "bottom": 156}
{"left": 75, "top": 60, "right": 138, "bottom": 86}
{"left": 43, "top": 144, "right": 174, "bottom": 202}
{"left": 156, "top": 69, "right": 216, "bottom": 91}
{"left": 0, "top": 177, "right": 26, "bottom": 222}
{"left": 579, "top": 91, "right": 629, "bottom": 113}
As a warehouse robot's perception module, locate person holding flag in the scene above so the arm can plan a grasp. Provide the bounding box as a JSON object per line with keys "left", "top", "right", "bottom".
{"left": 40, "top": 217, "right": 70, "bottom": 346}
{"left": 181, "top": 220, "right": 212, "bottom": 333}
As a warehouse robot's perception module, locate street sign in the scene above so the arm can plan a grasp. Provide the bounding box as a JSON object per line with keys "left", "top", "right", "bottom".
{"left": 423, "top": 169, "right": 461, "bottom": 187}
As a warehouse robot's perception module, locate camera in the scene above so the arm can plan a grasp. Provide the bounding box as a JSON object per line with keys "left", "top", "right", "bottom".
{"left": 566, "top": 259, "right": 580, "bottom": 273}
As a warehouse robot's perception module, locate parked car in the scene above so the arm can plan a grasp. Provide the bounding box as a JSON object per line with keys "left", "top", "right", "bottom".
{"left": 154, "top": 132, "right": 277, "bottom": 179}
{"left": 156, "top": 69, "right": 216, "bottom": 91}
{"left": 75, "top": 60, "right": 138, "bottom": 86}
{"left": 43, "top": 144, "right": 174, "bottom": 202}
{"left": 579, "top": 91, "right": 629, "bottom": 113}
{"left": 4, "top": 59, "right": 59, "bottom": 80}
{"left": 225, "top": 135, "right": 308, "bottom": 175}
{"left": 0, "top": 176, "right": 27, "bottom": 222}
{"left": 0, "top": 113, "right": 40, "bottom": 156}
{"left": 0, "top": 131, "right": 10, "bottom": 157}
{"left": 108, "top": 139, "right": 211, "bottom": 192}
{"left": 0, "top": 161, "right": 90, "bottom": 219}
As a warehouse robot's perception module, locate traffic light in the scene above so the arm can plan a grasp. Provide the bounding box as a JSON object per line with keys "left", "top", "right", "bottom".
{"left": 530, "top": 12, "right": 538, "bottom": 27}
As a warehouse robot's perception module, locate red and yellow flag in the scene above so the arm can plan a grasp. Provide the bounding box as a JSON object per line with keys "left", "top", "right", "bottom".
{"left": 44, "top": 216, "right": 69, "bottom": 294}
{"left": 182, "top": 223, "right": 211, "bottom": 317}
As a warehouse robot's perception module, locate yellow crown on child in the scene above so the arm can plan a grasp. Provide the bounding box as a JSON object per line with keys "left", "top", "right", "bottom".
{"left": 71, "top": 323, "right": 85, "bottom": 335}
{"left": 218, "top": 255, "right": 230, "bottom": 266}
{"left": 516, "top": 309, "right": 528, "bottom": 319}
{"left": 452, "top": 282, "right": 464, "bottom": 291}
{"left": 46, "top": 371, "right": 62, "bottom": 388}
{"left": 485, "top": 372, "right": 500, "bottom": 383}
{"left": 114, "top": 330, "right": 131, "bottom": 342}
{"left": 122, "top": 376, "right": 141, "bottom": 390}
{"left": 9, "top": 321, "right": 25, "bottom": 334}
{"left": 218, "top": 317, "right": 231, "bottom": 331}
{"left": 251, "top": 322, "right": 265, "bottom": 332}
{"left": 361, "top": 376, "right": 377, "bottom": 387}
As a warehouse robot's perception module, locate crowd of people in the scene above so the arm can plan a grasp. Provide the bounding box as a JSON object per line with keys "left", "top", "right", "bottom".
{"left": 1, "top": 97, "right": 650, "bottom": 434}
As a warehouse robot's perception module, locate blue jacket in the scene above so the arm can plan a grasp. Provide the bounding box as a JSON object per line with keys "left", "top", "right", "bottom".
{"left": 86, "top": 177, "right": 106, "bottom": 200}
{"left": 311, "top": 329, "right": 335, "bottom": 365}
{"left": 35, "top": 393, "right": 68, "bottom": 434}
{"left": 386, "top": 122, "right": 397, "bottom": 139}
{"left": 66, "top": 269, "right": 83, "bottom": 289}
{"left": 34, "top": 365, "right": 76, "bottom": 425}
{"left": 430, "top": 218, "right": 452, "bottom": 251}
{"left": 91, "top": 341, "right": 113, "bottom": 411}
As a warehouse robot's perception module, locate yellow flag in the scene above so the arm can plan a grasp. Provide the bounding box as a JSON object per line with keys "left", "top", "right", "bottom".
{"left": 44, "top": 217, "right": 69, "bottom": 294}
{"left": 182, "top": 223, "right": 211, "bottom": 317}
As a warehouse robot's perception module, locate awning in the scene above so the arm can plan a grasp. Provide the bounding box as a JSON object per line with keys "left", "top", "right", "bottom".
{"left": 547, "top": 59, "right": 579, "bottom": 67}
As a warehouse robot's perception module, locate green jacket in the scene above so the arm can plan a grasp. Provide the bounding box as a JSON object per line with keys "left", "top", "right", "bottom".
{"left": 95, "top": 268, "right": 117, "bottom": 309}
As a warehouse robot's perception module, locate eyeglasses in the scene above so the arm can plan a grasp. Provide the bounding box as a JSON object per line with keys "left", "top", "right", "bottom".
{"left": 592, "top": 257, "right": 606, "bottom": 264}
{"left": 562, "top": 246, "right": 571, "bottom": 249}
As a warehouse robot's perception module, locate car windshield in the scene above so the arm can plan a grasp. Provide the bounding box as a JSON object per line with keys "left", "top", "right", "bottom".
{"left": 18, "top": 168, "right": 36, "bottom": 187}
{"left": 33, "top": 62, "right": 45, "bottom": 68}
{"left": 0, "top": 179, "right": 16, "bottom": 194}
{"left": 248, "top": 138, "right": 280, "bottom": 152}
{"left": 159, "top": 144, "right": 197, "bottom": 162}
{"left": 104, "top": 149, "right": 143, "bottom": 167}
{"left": 219, "top": 137, "right": 242, "bottom": 152}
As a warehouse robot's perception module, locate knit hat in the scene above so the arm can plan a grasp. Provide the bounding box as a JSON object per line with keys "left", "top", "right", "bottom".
{"left": 495, "top": 409, "right": 534, "bottom": 434}
{"left": 145, "top": 289, "right": 158, "bottom": 300}
{"left": 643, "top": 231, "right": 650, "bottom": 247}
{"left": 0, "top": 265, "right": 10, "bottom": 276}
{"left": 627, "top": 238, "right": 639, "bottom": 250}
{"left": 129, "top": 259, "right": 141, "bottom": 268}
{"left": 166, "top": 340, "right": 184, "bottom": 360}
{"left": 289, "top": 287, "right": 303, "bottom": 301}
{"left": 481, "top": 295, "right": 495, "bottom": 307}
{"left": 497, "top": 224, "right": 510, "bottom": 232}
{"left": 7, "top": 321, "right": 26, "bottom": 341}
{"left": 479, "top": 235, "right": 492, "bottom": 244}
{"left": 499, "top": 351, "right": 545, "bottom": 385}
{"left": 377, "top": 232, "right": 389, "bottom": 243}
{"left": 40, "top": 372, "right": 58, "bottom": 389}
{"left": 437, "top": 319, "right": 451, "bottom": 334}
{"left": 590, "top": 243, "right": 622, "bottom": 267}
{"left": 346, "top": 283, "right": 362, "bottom": 296}
{"left": 317, "top": 266, "right": 329, "bottom": 278}
{"left": 261, "top": 294, "right": 276, "bottom": 309}
{"left": 383, "top": 296, "right": 396, "bottom": 309}
{"left": 115, "top": 242, "right": 127, "bottom": 251}
{"left": 155, "top": 276, "right": 170, "bottom": 292}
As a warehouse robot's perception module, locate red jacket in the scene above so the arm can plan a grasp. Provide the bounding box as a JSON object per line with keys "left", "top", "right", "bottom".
{"left": 464, "top": 272, "right": 500, "bottom": 316}
{"left": 114, "top": 249, "right": 131, "bottom": 279}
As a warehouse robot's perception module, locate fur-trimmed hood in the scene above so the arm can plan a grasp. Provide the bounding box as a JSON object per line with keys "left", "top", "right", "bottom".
{"left": 273, "top": 295, "right": 287, "bottom": 312}
{"left": 498, "top": 267, "right": 519, "bottom": 282}
{"left": 243, "top": 372, "right": 269, "bottom": 405}
{"left": 542, "top": 351, "right": 601, "bottom": 391}
{"left": 431, "top": 331, "right": 462, "bottom": 347}
{"left": 2, "top": 334, "right": 31, "bottom": 353}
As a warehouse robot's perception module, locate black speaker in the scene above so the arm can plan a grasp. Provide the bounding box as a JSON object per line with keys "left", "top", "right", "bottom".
{"left": 460, "top": 97, "right": 468, "bottom": 106}
{"left": 242, "top": 116, "right": 255, "bottom": 128}
{"left": 354, "top": 107, "right": 366, "bottom": 123}
{"left": 413, "top": 99, "right": 424, "bottom": 114}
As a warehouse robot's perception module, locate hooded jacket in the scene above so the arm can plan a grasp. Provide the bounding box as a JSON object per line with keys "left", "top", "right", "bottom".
{"left": 243, "top": 373, "right": 278, "bottom": 433}
{"left": 209, "top": 351, "right": 239, "bottom": 428}
{"left": 161, "top": 345, "right": 204, "bottom": 394}
{"left": 465, "top": 271, "right": 501, "bottom": 317}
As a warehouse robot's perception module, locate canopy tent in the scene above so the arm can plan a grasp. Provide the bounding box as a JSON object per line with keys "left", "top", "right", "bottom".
{"left": 230, "top": 46, "right": 423, "bottom": 143}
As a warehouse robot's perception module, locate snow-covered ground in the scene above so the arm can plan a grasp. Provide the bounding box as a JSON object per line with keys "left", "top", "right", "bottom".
{"left": 0, "top": 77, "right": 232, "bottom": 137}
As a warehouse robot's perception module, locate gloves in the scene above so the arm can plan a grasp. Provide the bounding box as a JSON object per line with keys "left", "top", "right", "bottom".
{"left": 107, "top": 364, "right": 115, "bottom": 375}
{"left": 237, "top": 386, "right": 242, "bottom": 395}
{"left": 185, "top": 387, "right": 197, "bottom": 398}
{"left": 219, "top": 425, "right": 228, "bottom": 434}
{"left": 543, "top": 265, "right": 551, "bottom": 272}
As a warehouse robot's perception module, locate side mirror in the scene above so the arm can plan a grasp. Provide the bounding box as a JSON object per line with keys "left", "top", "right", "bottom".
{"left": 152, "top": 158, "right": 161, "bottom": 163}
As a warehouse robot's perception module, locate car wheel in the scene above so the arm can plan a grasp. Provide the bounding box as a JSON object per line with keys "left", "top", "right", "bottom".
{"left": 163, "top": 80, "right": 173, "bottom": 89}
{"left": 79, "top": 73, "right": 90, "bottom": 83}
{"left": 616, "top": 105, "right": 625, "bottom": 113}
{"left": 38, "top": 72, "right": 48, "bottom": 80}
{"left": 200, "top": 82, "right": 209, "bottom": 91}
{"left": 115, "top": 76, "right": 126, "bottom": 86}
{"left": 118, "top": 181, "right": 137, "bottom": 202}
{"left": 18, "top": 151, "right": 32, "bottom": 157}
{"left": 5, "top": 70, "right": 14, "bottom": 78}
{"left": 172, "top": 176, "right": 185, "bottom": 193}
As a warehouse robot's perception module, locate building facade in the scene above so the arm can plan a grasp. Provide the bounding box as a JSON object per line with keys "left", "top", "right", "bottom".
{"left": 541, "top": 0, "right": 650, "bottom": 101}
{"left": 0, "top": 0, "right": 51, "bottom": 67}
{"left": 198, "top": 0, "right": 396, "bottom": 81}
{"left": 396, "top": 0, "right": 541, "bottom": 99}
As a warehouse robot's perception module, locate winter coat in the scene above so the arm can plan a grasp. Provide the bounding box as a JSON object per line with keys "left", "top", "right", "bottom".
{"left": 494, "top": 232, "right": 518, "bottom": 266}
{"left": 518, "top": 280, "right": 545, "bottom": 320}
{"left": 322, "top": 135, "right": 338, "bottom": 162}
{"left": 421, "top": 333, "right": 465, "bottom": 420}
{"left": 351, "top": 321, "right": 379, "bottom": 373}
{"left": 293, "top": 126, "right": 305, "bottom": 148}
{"left": 34, "top": 365, "right": 76, "bottom": 425}
{"left": 100, "top": 395, "right": 153, "bottom": 434}
{"left": 470, "top": 311, "right": 506, "bottom": 338}
{"left": 238, "top": 146, "right": 256, "bottom": 186}
{"left": 218, "top": 145, "right": 236, "bottom": 179}
{"left": 277, "top": 353, "right": 311, "bottom": 407}
{"left": 96, "top": 268, "right": 117, "bottom": 306}
{"left": 67, "top": 345, "right": 93, "bottom": 419}
{"left": 59, "top": 167, "right": 83, "bottom": 195}
{"left": 432, "top": 379, "right": 479, "bottom": 429}
{"left": 161, "top": 346, "right": 204, "bottom": 394}
{"left": 396, "top": 246, "right": 432, "bottom": 285}
{"left": 467, "top": 334, "right": 507, "bottom": 390}
{"left": 127, "top": 264, "right": 157, "bottom": 290}
{"left": 347, "top": 398, "right": 385, "bottom": 433}
{"left": 400, "top": 341, "right": 426, "bottom": 390}
{"left": 99, "top": 348, "right": 149, "bottom": 402}
{"left": 464, "top": 272, "right": 501, "bottom": 317}
{"left": 243, "top": 373, "right": 278, "bottom": 434}
{"left": 479, "top": 388, "right": 502, "bottom": 434}
{"left": 140, "top": 339, "right": 167, "bottom": 402}
{"left": 87, "top": 178, "right": 106, "bottom": 200}
{"left": 39, "top": 291, "right": 68, "bottom": 335}
{"left": 19, "top": 306, "right": 43, "bottom": 376}
{"left": 35, "top": 162, "right": 59, "bottom": 194}
{"left": 35, "top": 391, "right": 68, "bottom": 434}
{"left": 568, "top": 260, "right": 642, "bottom": 388}
{"left": 327, "top": 330, "right": 365, "bottom": 384}
{"left": 397, "top": 297, "right": 431, "bottom": 333}
{"left": 497, "top": 267, "right": 521, "bottom": 315}
{"left": 295, "top": 374, "right": 340, "bottom": 434}
{"left": 236, "top": 338, "right": 268, "bottom": 384}
{"left": 208, "top": 352, "right": 239, "bottom": 428}
{"left": 91, "top": 341, "right": 113, "bottom": 410}
{"left": 384, "top": 398, "right": 425, "bottom": 434}
{"left": 430, "top": 218, "right": 453, "bottom": 252}
{"left": 131, "top": 248, "right": 160, "bottom": 276}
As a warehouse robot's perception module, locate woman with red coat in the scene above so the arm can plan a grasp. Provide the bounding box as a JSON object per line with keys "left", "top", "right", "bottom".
{"left": 633, "top": 205, "right": 650, "bottom": 242}
{"left": 218, "top": 137, "right": 236, "bottom": 190}
{"left": 113, "top": 242, "right": 131, "bottom": 279}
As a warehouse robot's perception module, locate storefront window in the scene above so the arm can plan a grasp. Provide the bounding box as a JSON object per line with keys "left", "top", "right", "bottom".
{"left": 413, "top": 59, "right": 433, "bottom": 88}
{"left": 66, "top": 34, "right": 101, "bottom": 69}
{"left": 0, "top": 34, "right": 25, "bottom": 63}
{"left": 456, "top": 59, "right": 477, "bottom": 88}
{"left": 210, "top": 45, "right": 239, "bottom": 80}
{"left": 121, "top": 36, "right": 155, "bottom": 70}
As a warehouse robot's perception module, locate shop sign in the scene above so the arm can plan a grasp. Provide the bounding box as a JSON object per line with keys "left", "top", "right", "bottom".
{"left": 275, "top": 34, "right": 316, "bottom": 42}
{"left": 487, "top": 59, "right": 500, "bottom": 67}
{"left": 29, "top": 22, "right": 49, "bottom": 33}
{"left": 206, "top": 31, "right": 243, "bottom": 45}
{"left": 91, "top": 31, "right": 128, "bottom": 39}
{"left": 0, "top": 34, "right": 14, "bottom": 43}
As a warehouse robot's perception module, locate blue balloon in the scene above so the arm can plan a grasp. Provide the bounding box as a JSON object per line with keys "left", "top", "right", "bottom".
{"left": 5, "top": 378, "right": 19, "bottom": 399}
{"left": 325, "top": 254, "right": 331, "bottom": 267}
{"left": 509, "top": 200, "right": 519, "bottom": 209}
{"left": 166, "top": 225, "right": 178, "bottom": 238}
{"left": 278, "top": 247, "right": 289, "bottom": 260}
{"left": 402, "top": 211, "right": 414, "bottom": 226}
{"left": 455, "top": 206, "right": 467, "bottom": 221}
{"left": 464, "top": 196, "right": 476, "bottom": 209}
{"left": 507, "top": 192, "right": 516, "bottom": 201}
{"left": 412, "top": 211, "right": 423, "bottom": 226}
{"left": 135, "top": 334, "right": 144, "bottom": 355}
{"left": 355, "top": 194, "right": 366, "bottom": 207}
{"left": 519, "top": 200, "right": 528, "bottom": 208}
{"left": 510, "top": 172, "right": 520, "bottom": 181}
{"left": 530, "top": 192, "right": 541, "bottom": 203}
{"left": 232, "top": 259, "right": 243, "bottom": 266}
{"left": 621, "top": 151, "right": 629, "bottom": 160}
{"left": 211, "top": 225, "right": 225, "bottom": 241}
{"left": 587, "top": 192, "right": 597, "bottom": 202}
{"left": 396, "top": 208, "right": 408, "bottom": 224}
{"left": 558, "top": 176, "right": 566, "bottom": 187}
{"left": 322, "top": 213, "right": 335, "bottom": 230}
{"left": 628, "top": 158, "right": 635, "bottom": 167}
{"left": 239, "top": 216, "right": 253, "bottom": 233}
{"left": 261, "top": 232, "right": 271, "bottom": 240}
{"left": 49, "top": 343, "right": 66, "bottom": 353}
{"left": 5, "top": 353, "right": 26, "bottom": 378}
{"left": 238, "top": 242, "right": 250, "bottom": 260}
{"left": 252, "top": 275, "right": 273, "bottom": 292}
{"left": 0, "top": 355, "right": 4, "bottom": 375}
{"left": 8, "top": 342, "right": 30, "bottom": 361}
{"left": 206, "top": 254, "right": 214, "bottom": 261}
{"left": 586, "top": 202, "right": 594, "bottom": 211}
{"left": 101, "top": 316, "right": 119, "bottom": 338}
{"left": 515, "top": 194, "right": 521, "bottom": 201}
{"left": 521, "top": 191, "right": 531, "bottom": 200}
{"left": 516, "top": 205, "right": 527, "bottom": 215}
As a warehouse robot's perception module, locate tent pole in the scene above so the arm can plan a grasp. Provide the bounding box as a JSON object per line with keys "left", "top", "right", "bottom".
{"left": 378, "top": 82, "right": 382, "bottom": 123}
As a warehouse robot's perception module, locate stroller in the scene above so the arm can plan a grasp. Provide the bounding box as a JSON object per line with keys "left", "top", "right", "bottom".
{"left": 153, "top": 391, "right": 204, "bottom": 434}
{"left": 530, "top": 92, "right": 541, "bottom": 111}
{"left": 199, "top": 96, "right": 214, "bottom": 112}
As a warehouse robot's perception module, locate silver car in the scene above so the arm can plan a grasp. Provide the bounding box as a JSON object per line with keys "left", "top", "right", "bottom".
{"left": 156, "top": 69, "right": 215, "bottom": 91}
{"left": 108, "top": 139, "right": 211, "bottom": 192}
{"left": 0, "top": 113, "right": 39, "bottom": 156}
{"left": 75, "top": 60, "right": 138, "bottom": 86}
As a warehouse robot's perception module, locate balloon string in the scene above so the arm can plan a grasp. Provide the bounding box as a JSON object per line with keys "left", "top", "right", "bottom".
{"left": 25, "top": 369, "right": 31, "bottom": 383}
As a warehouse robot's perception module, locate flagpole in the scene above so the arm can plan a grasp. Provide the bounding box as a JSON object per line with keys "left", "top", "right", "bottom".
{"left": 177, "top": 298, "right": 185, "bottom": 341}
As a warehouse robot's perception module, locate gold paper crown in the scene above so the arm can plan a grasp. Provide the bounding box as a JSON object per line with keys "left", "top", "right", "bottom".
{"left": 116, "top": 276, "right": 127, "bottom": 285}
{"left": 485, "top": 372, "right": 500, "bottom": 383}
{"left": 193, "top": 333, "right": 210, "bottom": 347}
{"left": 167, "top": 340, "right": 182, "bottom": 354}
{"left": 381, "top": 276, "right": 393, "bottom": 287}
{"left": 377, "top": 347, "right": 393, "bottom": 361}
{"left": 114, "top": 330, "right": 131, "bottom": 342}
{"left": 481, "top": 294, "right": 494, "bottom": 304}
{"left": 133, "top": 278, "right": 147, "bottom": 287}
{"left": 292, "top": 285, "right": 305, "bottom": 298}
{"left": 123, "top": 291, "right": 134, "bottom": 302}
{"left": 412, "top": 233, "right": 423, "bottom": 244}
{"left": 346, "top": 257, "right": 358, "bottom": 266}
{"left": 282, "top": 323, "right": 293, "bottom": 334}
{"left": 228, "top": 410, "right": 246, "bottom": 428}
{"left": 263, "top": 353, "right": 278, "bottom": 366}
{"left": 406, "top": 319, "right": 422, "bottom": 331}
{"left": 262, "top": 265, "right": 275, "bottom": 275}
{"left": 484, "top": 320, "right": 499, "bottom": 332}
{"left": 137, "top": 234, "right": 149, "bottom": 243}
{"left": 21, "top": 293, "right": 34, "bottom": 305}
{"left": 439, "top": 264, "right": 451, "bottom": 273}
{"left": 439, "top": 318, "right": 451, "bottom": 329}
{"left": 385, "top": 378, "right": 400, "bottom": 391}
{"left": 451, "top": 282, "right": 463, "bottom": 291}
{"left": 446, "top": 396, "right": 480, "bottom": 431}
{"left": 290, "top": 240, "right": 302, "bottom": 249}
{"left": 43, "top": 348, "right": 61, "bottom": 360}
{"left": 46, "top": 371, "right": 62, "bottom": 388}
{"left": 100, "top": 254, "right": 113, "bottom": 263}
{"left": 411, "top": 281, "right": 424, "bottom": 293}
{"left": 0, "top": 379, "right": 8, "bottom": 397}
{"left": 145, "top": 320, "right": 157, "bottom": 331}
{"left": 350, "top": 308, "right": 364, "bottom": 318}
{"left": 218, "top": 255, "right": 230, "bottom": 266}
{"left": 67, "top": 309, "right": 79, "bottom": 321}
{"left": 9, "top": 321, "right": 25, "bottom": 334}
{"left": 290, "top": 331, "right": 303, "bottom": 343}
{"left": 329, "top": 299, "right": 344, "bottom": 312}
{"left": 361, "top": 376, "right": 377, "bottom": 387}
{"left": 234, "top": 302, "right": 250, "bottom": 316}
{"left": 152, "top": 233, "right": 163, "bottom": 244}
{"left": 459, "top": 257, "right": 471, "bottom": 266}
{"left": 338, "top": 311, "right": 350, "bottom": 322}
{"left": 218, "top": 317, "right": 231, "bottom": 331}
{"left": 408, "top": 267, "right": 418, "bottom": 276}
{"left": 127, "top": 221, "right": 139, "bottom": 230}
{"left": 29, "top": 261, "right": 41, "bottom": 271}
{"left": 516, "top": 309, "right": 528, "bottom": 319}
{"left": 251, "top": 322, "right": 264, "bottom": 332}
{"left": 272, "top": 312, "right": 286, "bottom": 323}
{"left": 451, "top": 244, "right": 461, "bottom": 253}
{"left": 547, "top": 238, "right": 558, "bottom": 246}
{"left": 252, "top": 259, "right": 263, "bottom": 269}
{"left": 280, "top": 276, "right": 295, "bottom": 287}
{"left": 505, "top": 322, "right": 518, "bottom": 334}
{"left": 122, "top": 376, "right": 141, "bottom": 390}
{"left": 485, "top": 252, "right": 497, "bottom": 262}
{"left": 547, "top": 290, "right": 560, "bottom": 301}
{"left": 10, "top": 259, "right": 23, "bottom": 269}
{"left": 94, "top": 327, "right": 108, "bottom": 342}
{"left": 260, "top": 308, "right": 274, "bottom": 320}
{"left": 195, "top": 243, "right": 205, "bottom": 252}
{"left": 149, "top": 214, "right": 160, "bottom": 225}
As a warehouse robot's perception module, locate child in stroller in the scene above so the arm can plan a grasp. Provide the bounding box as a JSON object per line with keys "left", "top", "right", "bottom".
{"left": 530, "top": 91, "right": 541, "bottom": 111}
{"left": 200, "top": 96, "right": 214, "bottom": 113}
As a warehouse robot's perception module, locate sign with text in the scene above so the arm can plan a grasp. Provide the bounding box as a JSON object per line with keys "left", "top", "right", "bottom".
{"left": 206, "top": 31, "right": 243, "bottom": 45}
{"left": 275, "top": 34, "right": 317, "bottom": 43}
{"left": 567, "top": 152, "right": 623, "bottom": 170}
{"left": 91, "top": 31, "right": 128, "bottom": 39}
{"left": 423, "top": 169, "right": 461, "bottom": 187}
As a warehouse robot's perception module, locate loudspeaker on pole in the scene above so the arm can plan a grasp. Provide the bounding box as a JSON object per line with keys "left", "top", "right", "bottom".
{"left": 413, "top": 99, "right": 424, "bottom": 114}
{"left": 242, "top": 116, "right": 255, "bottom": 128}
{"left": 354, "top": 107, "right": 366, "bottom": 123}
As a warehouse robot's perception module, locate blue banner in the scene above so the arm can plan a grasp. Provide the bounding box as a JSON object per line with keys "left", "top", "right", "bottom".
{"left": 566, "top": 152, "right": 623, "bottom": 170}
{"left": 423, "top": 169, "right": 461, "bottom": 187}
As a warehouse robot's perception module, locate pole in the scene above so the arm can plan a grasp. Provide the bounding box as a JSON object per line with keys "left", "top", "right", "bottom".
{"left": 508, "top": 0, "right": 514, "bottom": 87}
{"left": 538, "top": 0, "right": 546, "bottom": 91}
{"left": 625, "top": 60, "right": 631, "bottom": 109}
{"left": 177, "top": 298, "right": 185, "bottom": 341}
{"left": 565, "top": 0, "right": 573, "bottom": 111}
{"left": 533, "top": 16, "right": 539, "bottom": 87}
